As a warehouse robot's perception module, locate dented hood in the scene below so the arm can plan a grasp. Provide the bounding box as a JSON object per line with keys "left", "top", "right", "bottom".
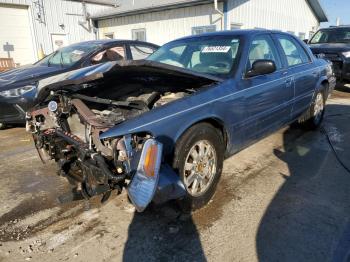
{"left": 35, "top": 60, "right": 223, "bottom": 103}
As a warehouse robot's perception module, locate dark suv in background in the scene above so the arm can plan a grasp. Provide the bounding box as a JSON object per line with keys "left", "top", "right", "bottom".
{"left": 308, "top": 26, "right": 350, "bottom": 83}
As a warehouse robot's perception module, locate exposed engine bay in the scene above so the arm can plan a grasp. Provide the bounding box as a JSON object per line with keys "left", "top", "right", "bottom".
{"left": 27, "top": 88, "right": 190, "bottom": 206}
{"left": 26, "top": 60, "right": 220, "bottom": 210}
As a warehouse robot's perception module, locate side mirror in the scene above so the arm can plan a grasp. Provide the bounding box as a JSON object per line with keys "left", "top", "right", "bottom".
{"left": 246, "top": 59, "right": 276, "bottom": 78}
{"left": 303, "top": 39, "right": 309, "bottom": 44}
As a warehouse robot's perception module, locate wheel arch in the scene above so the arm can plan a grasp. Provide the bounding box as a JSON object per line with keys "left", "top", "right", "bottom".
{"left": 320, "top": 79, "right": 330, "bottom": 98}
{"left": 174, "top": 117, "right": 230, "bottom": 154}
{"left": 315, "top": 76, "right": 330, "bottom": 99}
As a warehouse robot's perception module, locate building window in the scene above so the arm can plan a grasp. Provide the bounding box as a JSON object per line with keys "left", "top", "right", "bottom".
{"left": 104, "top": 33, "right": 114, "bottom": 39}
{"left": 132, "top": 29, "right": 146, "bottom": 41}
{"left": 192, "top": 25, "right": 216, "bottom": 35}
{"left": 298, "top": 32, "right": 306, "bottom": 40}
{"left": 231, "top": 23, "right": 243, "bottom": 30}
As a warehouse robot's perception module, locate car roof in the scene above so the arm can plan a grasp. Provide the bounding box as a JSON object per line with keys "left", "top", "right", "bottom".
{"left": 319, "top": 26, "right": 350, "bottom": 31}
{"left": 173, "top": 29, "right": 290, "bottom": 42}
{"left": 68, "top": 39, "right": 159, "bottom": 48}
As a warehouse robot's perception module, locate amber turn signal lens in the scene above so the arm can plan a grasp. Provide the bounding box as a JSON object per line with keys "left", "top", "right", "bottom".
{"left": 143, "top": 144, "right": 158, "bottom": 177}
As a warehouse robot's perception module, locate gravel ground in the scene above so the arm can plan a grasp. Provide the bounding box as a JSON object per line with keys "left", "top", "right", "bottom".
{"left": 0, "top": 89, "right": 350, "bottom": 262}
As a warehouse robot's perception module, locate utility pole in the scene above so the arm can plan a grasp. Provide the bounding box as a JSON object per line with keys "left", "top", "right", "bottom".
{"left": 336, "top": 17, "right": 341, "bottom": 26}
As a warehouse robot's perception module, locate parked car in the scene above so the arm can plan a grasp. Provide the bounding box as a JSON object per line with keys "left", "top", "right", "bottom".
{"left": 27, "top": 30, "right": 335, "bottom": 212}
{"left": 0, "top": 39, "right": 159, "bottom": 129}
{"left": 307, "top": 26, "right": 350, "bottom": 83}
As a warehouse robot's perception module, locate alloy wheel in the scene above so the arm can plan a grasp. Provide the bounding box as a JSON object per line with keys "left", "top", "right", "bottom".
{"left": 183, "top": 140, "right": 217, "bottom": 197}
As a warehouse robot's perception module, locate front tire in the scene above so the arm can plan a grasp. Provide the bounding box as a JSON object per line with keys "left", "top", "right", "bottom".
{"left": 0, "top": 123, "right": 5, "bottom": 130}
{"left": 173, "top": 123, "right": 224, "bottom": 211}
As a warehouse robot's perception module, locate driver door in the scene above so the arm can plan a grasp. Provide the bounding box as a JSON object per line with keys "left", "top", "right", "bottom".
{"left": 239, "top": 34, "right": 294, "bottom": 144}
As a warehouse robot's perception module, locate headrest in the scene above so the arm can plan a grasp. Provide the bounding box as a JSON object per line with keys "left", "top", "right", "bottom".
{"left": 199, "top": 51, "right": 232, "bottom": 65}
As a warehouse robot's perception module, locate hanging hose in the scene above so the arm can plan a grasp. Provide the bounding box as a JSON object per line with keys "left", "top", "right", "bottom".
{"left": 320, "top": 126, "right": 350, "bottom": 174}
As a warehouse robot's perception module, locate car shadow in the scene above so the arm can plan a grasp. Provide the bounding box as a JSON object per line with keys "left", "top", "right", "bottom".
{"left": 256, "top": 104, "right": 350, "bottom": 262}
{"left": 0, "top": 123, "right": 24, "bottom": 130}
{"left": 122, "top": 201, "right": 207, "bottom": 262}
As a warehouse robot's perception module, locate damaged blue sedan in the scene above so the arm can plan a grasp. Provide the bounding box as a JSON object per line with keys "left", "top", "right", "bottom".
{"left": 27, "top": 30, "right": 335, "bottom": 212}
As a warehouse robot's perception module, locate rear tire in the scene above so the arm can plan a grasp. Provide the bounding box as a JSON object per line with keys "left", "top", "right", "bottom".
{"left": 173, "top": 123, "right": 224, "bottom": 211}
{"left": 0, "top": 123, "right": 5, "bottom": 130}
{"left": 296, "top": 90, "right": 325, "bottom": 130}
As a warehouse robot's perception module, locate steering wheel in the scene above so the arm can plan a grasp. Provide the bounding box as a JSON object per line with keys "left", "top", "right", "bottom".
{"left": 212, "top": 61, "right": 230, "bottom": 69}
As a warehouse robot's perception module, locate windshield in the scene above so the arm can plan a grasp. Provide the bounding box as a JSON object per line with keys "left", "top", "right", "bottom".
{"left": 36, "top": 44, "right": 100, "bottom": 67}
{"left": 310, "top": 28, "right": 350, "bottom": 44}
{"left": 147, "top": 36, "right": 241, "bottom": 77}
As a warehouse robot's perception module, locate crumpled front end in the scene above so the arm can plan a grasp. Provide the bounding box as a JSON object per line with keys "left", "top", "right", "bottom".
{"left": 26, "top": 93, "right": 186, "bottom": 211}
{"left": 25, "top": 60, "right": 222, "bottom": 211}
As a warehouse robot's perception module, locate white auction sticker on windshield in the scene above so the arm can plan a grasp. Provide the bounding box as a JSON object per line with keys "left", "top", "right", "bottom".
{"left": 201, "top": 46, "right": 231, "bottom": 53}
{"left": 72, "top": 50, "right": 85, "bottom": 55}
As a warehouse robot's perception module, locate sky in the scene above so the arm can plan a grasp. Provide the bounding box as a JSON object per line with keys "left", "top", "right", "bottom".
{"left": 320, "top": 0, "right": 350, "bottom": 27}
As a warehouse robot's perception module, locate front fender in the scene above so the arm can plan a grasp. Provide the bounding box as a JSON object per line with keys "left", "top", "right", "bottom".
{"left": 100, "top": 103, "right": 227, "bottom": 153}
{"left": 99, "top": 82, "right": 234, "bottom": 154}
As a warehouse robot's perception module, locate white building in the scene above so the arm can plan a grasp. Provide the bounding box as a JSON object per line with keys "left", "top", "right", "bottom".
{"left": 93, "top": 0, "right": 327, "bottom": 45}
{"left": 0, "top": 0, "right": 116, "bottom": 65}
{"left": 0, "top": 0, "right": 327, "bottom": 66}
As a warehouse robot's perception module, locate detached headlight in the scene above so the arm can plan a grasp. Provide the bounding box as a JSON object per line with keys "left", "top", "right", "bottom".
{"left": 342, "top": 51, "right": 350, "bottom": 58}
{"left": 0, "top": 85, "right": 36, "bottom": 98}
{"left": 127, "top": 138, "right": 163, "bottom": 212}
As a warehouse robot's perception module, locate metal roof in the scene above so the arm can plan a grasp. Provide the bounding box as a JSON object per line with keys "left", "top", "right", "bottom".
{"left": 92, "top": 0, "right": 328, "bottom": 23}
{"left": 68, "top": 0, "right": 119, "bottom": 7}
{"left": 91, "top": 0, "right": 224, "bottom": 19}
{"left": 307, "top": 0, "right": 328, "bottom": 22}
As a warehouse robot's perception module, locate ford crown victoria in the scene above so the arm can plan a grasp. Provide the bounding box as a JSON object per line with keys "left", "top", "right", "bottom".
{"left": 26, "top": 30, "right": 335, "bottom": 212}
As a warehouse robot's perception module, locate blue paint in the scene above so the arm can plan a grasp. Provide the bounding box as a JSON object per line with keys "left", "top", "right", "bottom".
{"left": 152, "top": 164, "right": 186, "bottom": 205}
{"left": 99, "top": 30, "right": 334, "bottom": 158}
{"left": 332, "top": 220, "right": 350, "bottom": 262}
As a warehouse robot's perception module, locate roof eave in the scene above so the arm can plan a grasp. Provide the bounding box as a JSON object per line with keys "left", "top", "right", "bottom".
{"left": 92, "top": 0, "right": 225, "bottom": 20}
{"left": 307, "top": 0, "right": 328, "bottom": 23}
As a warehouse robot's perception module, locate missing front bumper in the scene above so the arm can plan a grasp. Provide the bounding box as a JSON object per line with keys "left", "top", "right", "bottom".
{"left": 127, "top": 138, "right": 186, "bottom": 212}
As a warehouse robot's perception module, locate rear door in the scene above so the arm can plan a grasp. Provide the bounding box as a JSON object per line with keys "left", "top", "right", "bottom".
{"left": 274, "top": 34, "right": 318, "bottom": 119}
{"left": 240, "top": 34, "right": 293, "bottom": 143}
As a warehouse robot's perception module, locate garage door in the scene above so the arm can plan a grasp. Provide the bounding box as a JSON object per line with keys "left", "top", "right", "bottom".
{"left": 0, "top": 4, "right": 35, "bottom": 66}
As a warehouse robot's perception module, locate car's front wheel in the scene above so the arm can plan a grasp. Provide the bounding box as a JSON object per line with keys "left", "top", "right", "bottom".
{"left": 173, "top": 123, "right": 224, "bottom": 211}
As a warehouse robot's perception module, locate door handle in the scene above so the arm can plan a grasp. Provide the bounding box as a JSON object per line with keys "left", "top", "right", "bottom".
{"left": 285, "top": 78, "right": 293, "bottom": 87}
